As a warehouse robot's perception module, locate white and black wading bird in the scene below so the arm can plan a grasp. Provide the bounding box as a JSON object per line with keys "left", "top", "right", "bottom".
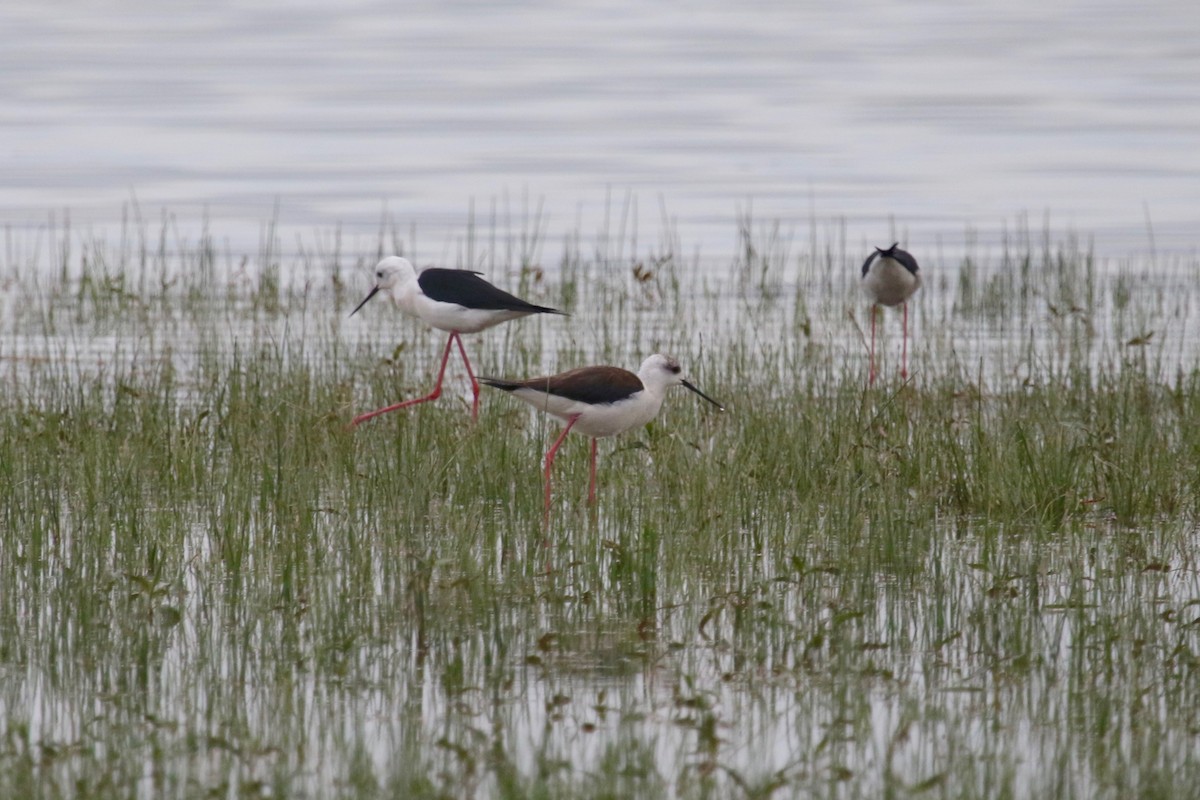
{"left": 350, "top": 256, "right": 564, "bottom": 425}
{"left": 861, "top": 243, "right": 921, "bottom": 385}
{"left": 480, "top": 354, "right": 724, "bottom": 512}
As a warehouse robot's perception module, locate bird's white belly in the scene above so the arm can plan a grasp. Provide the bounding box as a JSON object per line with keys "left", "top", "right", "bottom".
{"left": 413, "top": 296, "right": 527, "bottom": 333}
{"left": 864, "top": 261, "right": 921, "bottom": 307}
{"left": 511, "top": 389, "right": 661, "bottom": 438}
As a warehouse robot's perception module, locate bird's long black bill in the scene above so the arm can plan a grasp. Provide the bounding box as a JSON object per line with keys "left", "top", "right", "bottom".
{"left": 350, "top": 285, "right": 381, "bottom": 317}
{"left": 682, "top": 380, "right": 725, "bottom": 411}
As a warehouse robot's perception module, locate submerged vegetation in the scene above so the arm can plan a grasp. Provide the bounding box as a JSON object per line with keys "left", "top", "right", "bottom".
{"left": 2, "top": 213, "right": 1199, "bottom": 798}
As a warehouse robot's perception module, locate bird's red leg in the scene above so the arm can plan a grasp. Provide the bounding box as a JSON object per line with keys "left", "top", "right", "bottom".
{"left": 452, "top": 332, "right": 481, "bottom": 420}
{"left": 351, "top": 334, "right": 455, "bottom": 426}
{"left": 543, "top": 415, "right": 580, "bottom": 515}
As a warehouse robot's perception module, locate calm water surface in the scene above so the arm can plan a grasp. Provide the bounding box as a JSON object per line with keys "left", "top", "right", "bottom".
{"left": 2, "top": 0, "right": 1198, "bottom": 261}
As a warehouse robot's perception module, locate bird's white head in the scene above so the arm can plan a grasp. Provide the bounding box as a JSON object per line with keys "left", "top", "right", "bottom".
{"left": 350, "top": 256, "right": 418, "bottom": 316}
{"left": 638, "top": 354, "right": 724, "bottom": 410}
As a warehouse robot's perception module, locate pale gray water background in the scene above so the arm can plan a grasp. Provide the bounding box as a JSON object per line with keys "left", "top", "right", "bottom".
{"left": 2, "top": 0, "right": 1198, "bottom": 263}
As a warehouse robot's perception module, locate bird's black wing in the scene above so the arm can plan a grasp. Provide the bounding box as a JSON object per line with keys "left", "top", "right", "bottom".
{"left": 889, "top": 247, "right": 920, "bottom": 275}
{"left": 481, "top": 366, "right": 643, "bottom": 405}
{"left": 418, "top": 268, "right": 562, "bottom": 313}
{"left": 861, "top": 250, "right": 880, "bottom": 278}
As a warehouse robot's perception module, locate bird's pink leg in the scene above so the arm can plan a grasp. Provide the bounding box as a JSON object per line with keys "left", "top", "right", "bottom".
{"left": 900, "top": 301, "right": 909, "bottom": 381}
{"left": 451, "top": 332, "right": 481, "bottom": 421}
{"left": 351, "top": 334, "right": 455, "bottom": 427}
{"left": 868, "top": 304, "right": 878, "bottom": 387}
{"left": 543, "top": 414, "right": 580, "bottom": 514}
{"left": 587, "top": 438, "right": 598, "bottom": 505}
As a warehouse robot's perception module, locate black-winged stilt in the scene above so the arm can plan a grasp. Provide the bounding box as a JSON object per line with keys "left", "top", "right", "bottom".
{"left": 350, "top": 256, "right": 564, "bottom": 425}
{"left": 861, "top": 243, "right": 921, "bottom": 385}
{"left": 480, "top": 354, "right": 723, "bottom": 511}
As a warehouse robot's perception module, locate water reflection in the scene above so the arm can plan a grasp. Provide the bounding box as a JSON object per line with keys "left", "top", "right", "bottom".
{"left": 25, "top": 510, "right": 1179, "bottom": 796}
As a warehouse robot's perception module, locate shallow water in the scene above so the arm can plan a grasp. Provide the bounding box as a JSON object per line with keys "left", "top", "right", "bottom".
{"left": 4, "top": 257, "right": 1200, "bottom": 796}
{"left": 2, "top": 0, "right": 1198, "bottom": 259}
{"left": 13, "top": 502, "right": 1197, "bottom": 798}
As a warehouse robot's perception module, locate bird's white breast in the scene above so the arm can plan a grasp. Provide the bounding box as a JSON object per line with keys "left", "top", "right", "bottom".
{"left": 863, "top": 258, "right": 921, "bottom": 307}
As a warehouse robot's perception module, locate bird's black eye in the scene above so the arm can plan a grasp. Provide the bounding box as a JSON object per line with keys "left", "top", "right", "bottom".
{"left": 376, "top": 271, "right": 384, "bottom": 278}
{"left": 668, "top": 364, "right": 681, "bottom": 374}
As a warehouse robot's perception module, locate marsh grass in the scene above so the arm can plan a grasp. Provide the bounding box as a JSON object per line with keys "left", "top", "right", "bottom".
{"left": 2, "top": 215, "right": 1200, "bottom": 798}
